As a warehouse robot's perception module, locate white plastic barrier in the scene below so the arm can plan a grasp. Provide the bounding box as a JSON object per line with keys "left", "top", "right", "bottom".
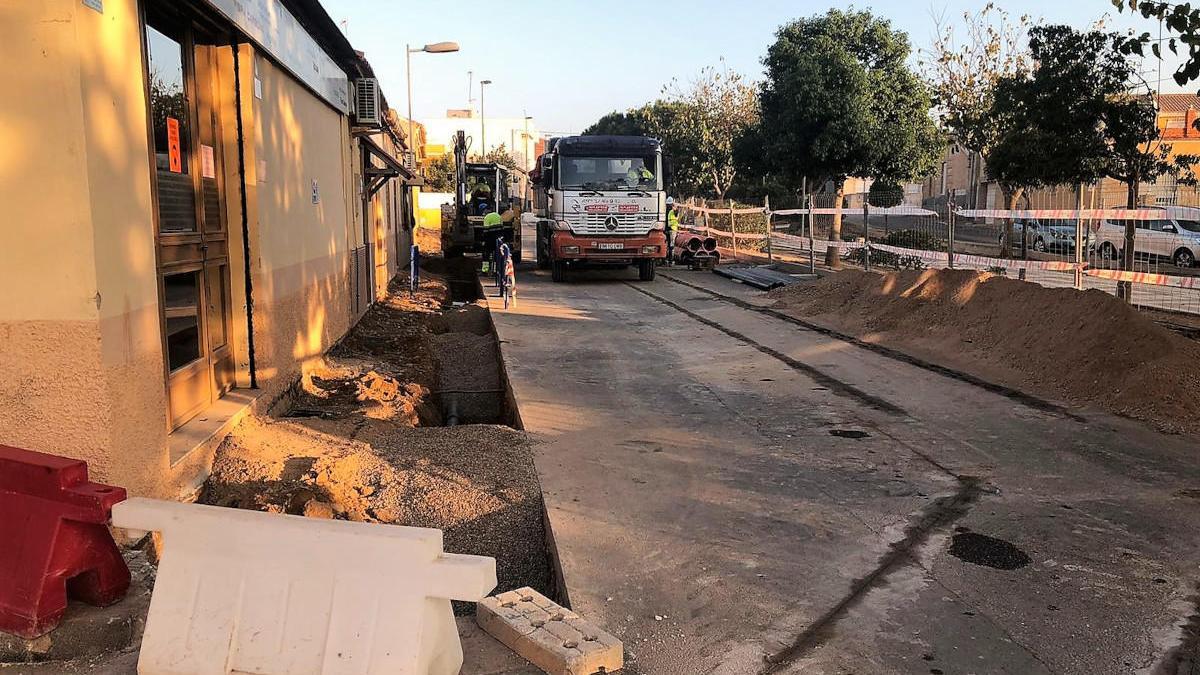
{"left": 112, "top": 498, "right": 496, "bottom": 675}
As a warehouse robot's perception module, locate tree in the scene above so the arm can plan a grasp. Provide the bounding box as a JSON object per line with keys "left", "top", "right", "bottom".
{"left": 663, "top": 61, "right": 759, "bottom": 199}
{"left": 924, "top": 2, "right": 1033, "bottom": 226}
{"left": 423, "top": 153, "right": 455, "bottom": 192}
{"left": 991, "top": 24, "right": 1194, "bottom": 296}
{"left": 472, "top": 143, "right": 518, "bottom": 170}
{"left": 582, "top": 111, "right": 645, "bottom": 137}
{"left": 1112, "top": 1, "right": 1200, "bottom": 85}
{"left": 758, "top": 9, "right": 942, "bottom": 264}
{"left": 583, "top": 100, "right": 706, "bottom": 195}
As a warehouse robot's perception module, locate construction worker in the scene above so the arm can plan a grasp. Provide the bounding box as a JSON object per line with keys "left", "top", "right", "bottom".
{"left": 665, "top": 197, "right": 680, "bottom": 265}
{"left": 625, "top": 163, "right": 654, "bottom": 188}
{"left": 480, "top": 208, "right": 504, "bottom": 274}
{"left": 470, "top": 182, "right": 493, "bottom": 216}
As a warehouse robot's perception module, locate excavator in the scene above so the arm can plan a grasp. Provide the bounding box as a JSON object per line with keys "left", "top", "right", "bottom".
{"left": 440, "top": 130, "right": 522, "bottom": 263}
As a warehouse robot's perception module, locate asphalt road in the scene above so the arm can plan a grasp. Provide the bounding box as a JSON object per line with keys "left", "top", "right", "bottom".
{"left": 488, "top": 250, "right": 1200, "bottom": 673}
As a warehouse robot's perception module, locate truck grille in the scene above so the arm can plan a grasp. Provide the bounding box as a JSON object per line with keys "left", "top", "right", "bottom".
{"left": 564, "top": 213, "right": 653, "bottom": 235}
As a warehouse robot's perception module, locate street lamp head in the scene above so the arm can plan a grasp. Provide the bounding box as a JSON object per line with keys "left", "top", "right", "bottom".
{"left": 422, "top": 41, "right": 459, "bottom": 53}
{"left": 480, "top": 79, "right": 493, "bottom": 85}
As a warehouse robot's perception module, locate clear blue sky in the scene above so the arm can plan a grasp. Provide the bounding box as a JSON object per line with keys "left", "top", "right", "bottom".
{"left": 321, "top": 0, "right": 1190, "bottom": 134}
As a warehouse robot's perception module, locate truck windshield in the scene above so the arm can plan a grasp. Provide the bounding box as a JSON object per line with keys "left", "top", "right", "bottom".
{"left": 559, "top": 156, "right": 660, "bottom": 191}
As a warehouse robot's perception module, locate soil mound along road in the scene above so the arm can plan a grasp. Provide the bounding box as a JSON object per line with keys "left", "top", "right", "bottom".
{"left": 768, "top": 268, "right": 1200, "bottom": 435}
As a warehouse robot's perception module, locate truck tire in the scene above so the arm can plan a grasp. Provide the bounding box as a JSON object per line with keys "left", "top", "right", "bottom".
{"left": 638, "top": 259, "right": 656, "bottom": 281}
{"left": 551, "top": 260, "right": 567, "bottom": 282}
{"left": 536, "top": 228, "right": 551, "bottom": 269}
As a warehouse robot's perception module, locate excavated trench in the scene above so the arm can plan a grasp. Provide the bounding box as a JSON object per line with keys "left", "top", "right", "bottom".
{"left": 198, "top": 256, "right": 557, "bottom": 614}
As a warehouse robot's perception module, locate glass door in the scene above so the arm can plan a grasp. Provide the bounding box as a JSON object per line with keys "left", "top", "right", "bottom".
{"left": 146, "top": 17, "right": 233, "bottom": 430}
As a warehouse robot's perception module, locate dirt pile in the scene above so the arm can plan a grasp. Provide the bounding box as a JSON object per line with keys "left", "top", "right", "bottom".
{"left": 769, "top": 268, "right": 1200, "bottom": 434}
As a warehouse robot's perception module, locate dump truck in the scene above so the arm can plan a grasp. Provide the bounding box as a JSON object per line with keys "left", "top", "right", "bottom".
{"left": 531, "top": 135, "right": 667, "bottom": 282}
{"left": 441, "top": 130, "right": 522, "bottom": 262}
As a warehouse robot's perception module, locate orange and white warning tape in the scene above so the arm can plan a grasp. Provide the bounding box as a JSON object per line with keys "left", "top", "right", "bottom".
{"left": 955, "top": 208, "right": 1165, "bottom": 220}
{"left": 1083, "top": 268, "right": 1200, "bottom": 288}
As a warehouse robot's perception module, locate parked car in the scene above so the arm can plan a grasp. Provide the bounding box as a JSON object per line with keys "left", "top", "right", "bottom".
{"left": 997, "top": 219, "right": 1089, "bottom": 253}
{"left": 1093, "top": 213, "right": 1200, "bottom": 268}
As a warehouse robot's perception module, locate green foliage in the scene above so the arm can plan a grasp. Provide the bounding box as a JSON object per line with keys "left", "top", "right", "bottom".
{"left": 988, "top": 24, "right": 1186, "bottom": 202}
{"left": 423, "top": 153, "right": 455, "bottom": 192}
{"left": 583, "top": 111, "right": 645, "bottom": 136}
{"left": 881, "top": 229, "right": 946, "bottom": 252}
{"left": 663, "top": 61, "right": 760, "bottom": 198}
{"left": 868, "top": 179, "right": 903, "bottom": 208}
{"left": 584, "top": 64, "right": 757, "bottom": 200}
{"left": 585, "top": 100, "right": 706, "bottom": 196}
{"left": 846, "top": 247, "right": 927, "bottom": 270}
{"left": 757, "top": 9, "right": 943, "bottom": 193}
{"left": 1113, "top": 1, "right": 1200, "bottom": 85}
{"left": 471, "top": 143, "right": 518, "bottom": 170}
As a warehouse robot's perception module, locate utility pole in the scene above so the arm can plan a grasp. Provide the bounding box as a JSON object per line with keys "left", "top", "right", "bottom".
{"left": 480, "top": 79, "right": 492, "bottom": 156}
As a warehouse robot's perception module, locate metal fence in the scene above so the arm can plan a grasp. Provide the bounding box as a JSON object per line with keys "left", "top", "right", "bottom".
{"left": 678, "top": 185, "right": 1200, "bottom": 317}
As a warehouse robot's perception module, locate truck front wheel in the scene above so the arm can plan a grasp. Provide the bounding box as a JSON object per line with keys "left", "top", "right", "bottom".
{"left": 536, "top": 228, "right": 551, "bottom": 269}
{"left": 638, "top": 259, "right": 656, "bottom": 281}
{"left": 551, "top": 260, "right": 567, "bottom": 282}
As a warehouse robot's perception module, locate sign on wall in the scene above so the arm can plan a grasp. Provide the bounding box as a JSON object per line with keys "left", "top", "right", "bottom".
{"left": 166, "top": 118, "right": 182, "bottom": 173}
{"left": 202, "top": 0, "right": 349, "bottom": 113}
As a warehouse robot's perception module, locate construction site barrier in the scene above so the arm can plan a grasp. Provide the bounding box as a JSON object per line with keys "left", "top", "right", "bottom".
{"left": 112, "top": 498, "right": 496, "bottom": 675}
{"left": 0, "top": 445, "right": 130, "bottom": 639}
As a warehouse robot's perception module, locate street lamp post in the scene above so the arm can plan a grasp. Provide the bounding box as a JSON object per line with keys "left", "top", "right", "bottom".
{"left": 523, "top": 114, "right": 532, "bottom": 170}
{"left": 480, "top": 79, "right": 492, "bottom": 156}
{"left": 405, "top": 41, "right": 459, "bottom": 166}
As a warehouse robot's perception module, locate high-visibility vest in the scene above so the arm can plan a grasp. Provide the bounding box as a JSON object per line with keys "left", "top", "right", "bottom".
{"left": 667, "top": 209, "right": 680, "bottom": 231}
{"left": 482, "top": 212, "right": 504, "bottom": 229}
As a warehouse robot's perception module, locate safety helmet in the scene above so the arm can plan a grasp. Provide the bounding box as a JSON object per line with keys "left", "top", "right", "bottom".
{"left": 666, "top": 197, "right": 675, "bottom": 206}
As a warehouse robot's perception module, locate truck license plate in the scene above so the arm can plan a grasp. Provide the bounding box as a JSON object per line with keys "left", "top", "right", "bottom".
{"left": 597, "top": 242, "right": 624, "bottom": 250}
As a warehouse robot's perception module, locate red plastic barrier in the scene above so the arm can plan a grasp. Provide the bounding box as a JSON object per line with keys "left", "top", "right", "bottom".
{"left": 0, "top": 445, "right": 130, "bottom": 638}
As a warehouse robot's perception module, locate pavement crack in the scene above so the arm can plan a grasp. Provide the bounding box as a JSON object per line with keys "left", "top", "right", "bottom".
{"left": 659, "top": 273, "right": 1083, "bottom": 422}
{"left": 760, "top": 476, "right": 985, "bottom": 673}
{"left": 624, "top": 282, "right": 909, "bottom": 417}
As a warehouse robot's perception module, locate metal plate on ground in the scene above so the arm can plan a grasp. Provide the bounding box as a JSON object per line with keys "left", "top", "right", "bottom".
{"left": 713, "top": 265, "right": 807, "bottom": 290}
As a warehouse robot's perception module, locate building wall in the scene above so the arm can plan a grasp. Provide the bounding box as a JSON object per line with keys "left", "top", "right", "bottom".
{"left": 0, "top": 0, "right": 171, "bottom": 497}
{"left": 249, "top": 55, "right": 355, "bottom": 400}
{"left": 0, "top": 1, "right": 407, "bottom": 499}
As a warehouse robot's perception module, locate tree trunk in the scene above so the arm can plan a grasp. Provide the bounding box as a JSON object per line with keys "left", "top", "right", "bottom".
{"left": 825, "top": 179, "right": 846, "bottom": 268}
{"left": 1000, "top": 186, "right": 1023, "bottom": 259}
{"left": 1117, "top": 179, "right": 1139, "bottom": 302}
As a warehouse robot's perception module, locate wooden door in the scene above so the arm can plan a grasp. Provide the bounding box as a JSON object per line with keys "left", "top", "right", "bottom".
{"left": 145, "top": 17, "right": 234, "bottom": 430}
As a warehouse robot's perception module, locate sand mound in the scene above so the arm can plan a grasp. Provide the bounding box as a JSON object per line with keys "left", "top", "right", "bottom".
{"left": 769, "top": 269, "right": 1200, "bottom": 434}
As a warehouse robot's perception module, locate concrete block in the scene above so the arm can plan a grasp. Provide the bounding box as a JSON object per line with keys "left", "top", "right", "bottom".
{"left": 111, "top": 498, "right": 496, "bottom": 675}
{"left": 476, "top": 587, "right": 622, "bottom": 675}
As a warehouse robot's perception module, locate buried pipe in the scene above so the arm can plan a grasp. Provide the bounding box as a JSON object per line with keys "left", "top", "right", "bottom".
{"left": 444, "top": 395, "right": 460, "bottom": 427}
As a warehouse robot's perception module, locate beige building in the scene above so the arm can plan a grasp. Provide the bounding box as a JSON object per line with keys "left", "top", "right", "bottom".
{"left": 0, "top": 0, "right": 415, "bottom": 499}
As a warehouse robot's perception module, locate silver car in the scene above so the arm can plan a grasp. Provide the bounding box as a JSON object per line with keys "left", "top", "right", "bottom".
{"left": 998, "top": 219, "right": 1088, "bottom": 253}
{"left": 1094, "top": 216, "right": 1200, "bottom": 268}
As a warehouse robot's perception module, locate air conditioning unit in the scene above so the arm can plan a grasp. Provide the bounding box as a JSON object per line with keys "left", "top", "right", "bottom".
{"left": 354, "top": 78, "right": 381, "bottom": 128}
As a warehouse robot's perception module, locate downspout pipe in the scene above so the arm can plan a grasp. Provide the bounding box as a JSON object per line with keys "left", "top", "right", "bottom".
{"left": 232, "top": 39, "right": 257, "bottom": 389}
